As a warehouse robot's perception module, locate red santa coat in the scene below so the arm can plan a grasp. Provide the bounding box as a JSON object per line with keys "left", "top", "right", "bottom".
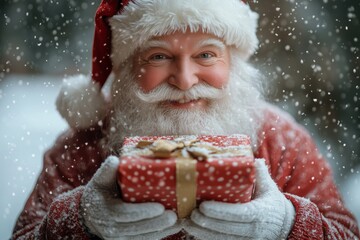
{"left": 12, "top": 106, "right": 360, "bottom": 239}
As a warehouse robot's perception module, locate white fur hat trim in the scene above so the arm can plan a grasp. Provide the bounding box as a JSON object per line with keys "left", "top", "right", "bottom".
{"left": 109, "top": 0, "right": 258, "bottom": 69}
{"left": 56, "top": 75, "right": 107, "bottom": 129}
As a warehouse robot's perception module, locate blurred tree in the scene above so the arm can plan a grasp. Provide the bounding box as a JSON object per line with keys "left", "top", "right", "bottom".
{"left": 0, "top": 0, "right": 97, "bottom": 78}
{"left": 251, "top": 0, "right": 360, "bottom": 181}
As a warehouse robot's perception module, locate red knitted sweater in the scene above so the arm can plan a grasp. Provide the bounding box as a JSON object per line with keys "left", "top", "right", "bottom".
{"left": 13, "top": 106, "right": 359, "bottom": 239}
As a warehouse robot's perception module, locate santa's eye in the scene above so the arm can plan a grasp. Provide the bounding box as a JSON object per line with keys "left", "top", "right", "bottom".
{"left": 198, "top": 52, "right": 214, "bottom": 59}
{"left": 149, "top": 54, "right": 169, "bottom": 61}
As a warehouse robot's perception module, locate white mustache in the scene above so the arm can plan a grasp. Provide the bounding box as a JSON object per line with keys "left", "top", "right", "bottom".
{"left": 135, "top": 82, "right": 226, "bottom": 103}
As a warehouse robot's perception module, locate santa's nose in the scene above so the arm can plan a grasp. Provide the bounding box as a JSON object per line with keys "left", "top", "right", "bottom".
{"left": 168, "top": 58, "right": 199, "bottom": 90}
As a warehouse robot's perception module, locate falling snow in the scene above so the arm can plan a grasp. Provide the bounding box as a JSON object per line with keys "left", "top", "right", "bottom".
{"left": 0, "top": 0, "right": 359, "bottom": 238}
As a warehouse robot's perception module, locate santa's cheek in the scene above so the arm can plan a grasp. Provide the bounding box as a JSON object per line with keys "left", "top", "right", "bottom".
{"left": 137, "top": 70, "right": 168, "bottom": 92}
{"left": 202, "top": 71, "right": 229, "bottom": 89}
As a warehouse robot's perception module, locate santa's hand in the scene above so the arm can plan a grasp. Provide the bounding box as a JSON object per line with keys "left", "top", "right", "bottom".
{"left": 80, "top": 156, "right": 177, "bottom": 239}
{"left": 189, "top": 158, "right": 295, "bottom": 240}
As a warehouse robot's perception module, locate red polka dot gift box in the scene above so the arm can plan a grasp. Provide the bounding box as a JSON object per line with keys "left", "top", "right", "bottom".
{"left": 118, "top": 135, "right": 255, "bottom": 218}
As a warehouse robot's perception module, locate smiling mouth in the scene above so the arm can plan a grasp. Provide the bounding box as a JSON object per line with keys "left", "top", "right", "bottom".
{"left": 173, "top": 98, "right": 199, "bottom": 104}
{"left": 161, "top": 98, "right": 207, "bottom": 109}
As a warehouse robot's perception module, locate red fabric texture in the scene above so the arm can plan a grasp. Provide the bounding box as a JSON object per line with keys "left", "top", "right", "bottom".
{"left": 92, "top": 0, "right": 120, "bottom": 87}
{"left": 12, "top": 106, "right": 360, "bottom": 239}
{"left": 45, "top": 187, "right": 89, "bottom": 239}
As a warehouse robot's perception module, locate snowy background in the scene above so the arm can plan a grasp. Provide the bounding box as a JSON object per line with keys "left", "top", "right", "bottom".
{"left": 1, "top": 0, "right": 359, "bottom": 238}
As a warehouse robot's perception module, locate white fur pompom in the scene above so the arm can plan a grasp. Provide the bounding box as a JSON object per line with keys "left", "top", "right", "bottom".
{"left": 56, "top": 75, "right": 107, "bottom": 129}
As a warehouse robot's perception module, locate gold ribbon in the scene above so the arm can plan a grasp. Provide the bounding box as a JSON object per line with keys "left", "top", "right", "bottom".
{"left": 176, "top": 157, "right": 197, "bottom": 218}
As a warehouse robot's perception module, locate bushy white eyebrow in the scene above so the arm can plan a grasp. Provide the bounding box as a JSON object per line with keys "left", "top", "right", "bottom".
{"left": 138, "top": 37, "right": 226, "bottom": 53}
{"left": 195, "top": 38, "right": 226, "bottom": 52}
{"left": 139, "top": 40, "right": 172, "bottom": 52}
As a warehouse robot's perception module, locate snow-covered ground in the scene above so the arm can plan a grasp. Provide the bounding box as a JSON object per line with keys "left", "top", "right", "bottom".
{"left": 0, "top": 75, "right": 67, "bottom": 238}
{"left": 0, "top": 75, "right": 359, "bottom": 238}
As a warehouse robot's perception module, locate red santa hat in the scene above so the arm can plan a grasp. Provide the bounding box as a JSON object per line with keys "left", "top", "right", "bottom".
{"left": 56, "top": 0, "right": 258, "bottom": 129}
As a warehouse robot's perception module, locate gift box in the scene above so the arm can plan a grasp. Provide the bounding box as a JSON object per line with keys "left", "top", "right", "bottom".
{"left": 118, "top": 135, "right": 255, "bottom": 218}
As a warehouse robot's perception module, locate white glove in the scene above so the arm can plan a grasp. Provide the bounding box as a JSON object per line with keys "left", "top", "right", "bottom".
{"left": 189, "top": 158, "right": 295, "bottom": 240}
{"left": 80, "top": 156, "right": 178, "bottom": 240}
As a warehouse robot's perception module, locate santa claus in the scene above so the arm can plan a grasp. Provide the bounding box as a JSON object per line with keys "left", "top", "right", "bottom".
{"left": 13, "top": 0, "right": 359, "bottom": 239}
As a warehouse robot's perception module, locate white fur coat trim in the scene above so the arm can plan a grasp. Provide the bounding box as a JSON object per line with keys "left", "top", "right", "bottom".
{"left": 109, "top": 0, "right": 258, "bottom": 69}
{"left": 56, "top": 75, "right": 107, "bottom": 129}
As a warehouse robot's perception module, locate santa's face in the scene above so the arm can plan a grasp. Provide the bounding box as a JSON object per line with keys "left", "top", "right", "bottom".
{"left": 108, "top": 31, "right": 263, "bottom": 151}
{"left": 132, "top": 31, "right": 231, "bottom": 111}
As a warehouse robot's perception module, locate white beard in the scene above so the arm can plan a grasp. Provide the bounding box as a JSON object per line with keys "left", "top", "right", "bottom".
{"left": 107, "top": 54, "right": 264, "bottom": 152}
